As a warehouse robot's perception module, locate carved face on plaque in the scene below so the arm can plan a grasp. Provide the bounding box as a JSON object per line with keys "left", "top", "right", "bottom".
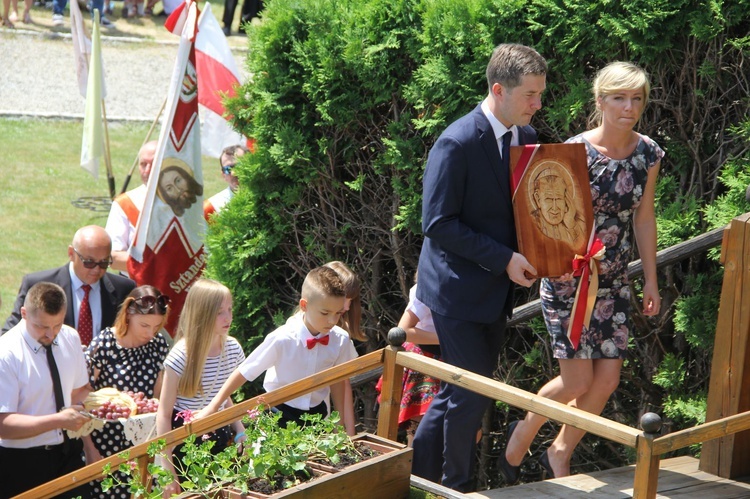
{"left": 528, "top": 160, "right": 587, "bottom": 250}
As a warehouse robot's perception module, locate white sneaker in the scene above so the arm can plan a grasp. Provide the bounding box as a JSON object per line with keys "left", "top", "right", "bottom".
{"left": 52, "top": 13, "right": 64, "bottom": 25}
{"left": 100, "top": 15, "right": 113, "bottom": 27}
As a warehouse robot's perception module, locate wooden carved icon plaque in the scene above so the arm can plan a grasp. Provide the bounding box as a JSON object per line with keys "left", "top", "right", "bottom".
{"left": 510, "top": 143, "right": 594, "bottom": 278}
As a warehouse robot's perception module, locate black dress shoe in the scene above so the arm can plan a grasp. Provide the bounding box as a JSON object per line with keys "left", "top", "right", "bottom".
{"left": 497, "top": 420, "right": 521, "bottom": 484}
{"left": 538, "top": 447, "right": 556, "bottom": 479}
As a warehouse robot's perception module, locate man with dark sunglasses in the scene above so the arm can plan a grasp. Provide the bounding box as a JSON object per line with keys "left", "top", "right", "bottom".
{"left": 2, "top": 226, "right": 136, "bottom": 344}
{"left": 203, "top": 144, "right": 248, "bottom": 220}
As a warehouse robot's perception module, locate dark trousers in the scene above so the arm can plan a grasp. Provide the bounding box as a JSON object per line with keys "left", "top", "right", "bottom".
{"left": 411, "top": 311, "right": 507, "bottom": 492}
{"left": 273, "top": 401, "right": 327, "bottom": 429}
{"left": 222, "top": 0, "right": 263, "bottom": 30}
{"left": 0, "top": 439, "right": 89, "bottom": 499}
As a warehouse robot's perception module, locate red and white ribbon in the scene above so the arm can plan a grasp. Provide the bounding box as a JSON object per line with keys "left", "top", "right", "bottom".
{"left": 566, "top": 236, "right": 606, "bottom": 350}
{"left": 511, "top": 144, "right": 540, "bottom": 199}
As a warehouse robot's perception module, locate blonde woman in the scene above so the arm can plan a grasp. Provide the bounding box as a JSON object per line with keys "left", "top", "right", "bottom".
{"left": 156, "top": 279, "right": 246, "bottom": 498}
{"left": 499, "top": 61, "right": 662, "bottom": 482}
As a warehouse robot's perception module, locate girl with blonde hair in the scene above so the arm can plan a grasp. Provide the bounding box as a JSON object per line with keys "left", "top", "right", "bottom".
{"left": 156, "top": 279, "right": 246, "bottom": 498}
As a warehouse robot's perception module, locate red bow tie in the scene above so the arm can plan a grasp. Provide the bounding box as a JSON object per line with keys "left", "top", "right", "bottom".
{"left": 306, "top": 335, "right": 330, "bottom": 349}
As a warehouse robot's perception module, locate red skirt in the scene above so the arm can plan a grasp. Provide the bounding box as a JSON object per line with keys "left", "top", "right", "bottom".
{"left": 376, "top": 342, "right": 442, "bottom": 427}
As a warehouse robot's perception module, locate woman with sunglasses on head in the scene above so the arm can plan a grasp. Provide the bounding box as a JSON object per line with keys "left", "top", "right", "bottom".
{"left": 83, "top": 285, "right": 171, "bottom": 499}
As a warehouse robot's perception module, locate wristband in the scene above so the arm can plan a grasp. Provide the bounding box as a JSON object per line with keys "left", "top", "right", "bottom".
{"left": 234, "top": 432, "right": 246, "bottom": 443}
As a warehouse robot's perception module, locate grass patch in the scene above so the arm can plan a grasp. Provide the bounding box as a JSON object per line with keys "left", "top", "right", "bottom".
{"left": 0, "top": 117, "right": 227, "bottom": 323}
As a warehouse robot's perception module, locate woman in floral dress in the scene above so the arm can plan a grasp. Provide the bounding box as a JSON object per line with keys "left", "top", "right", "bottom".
{"left": 499, "top": 62, "right": 662, "bottom": 482}
{"left": 85, "top": 285, "right": 171, "bottom": 499}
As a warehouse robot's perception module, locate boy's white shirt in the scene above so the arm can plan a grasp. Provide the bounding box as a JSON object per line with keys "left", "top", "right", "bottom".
{"left": 238, "top": 312, "right": 358, "bottom": 411}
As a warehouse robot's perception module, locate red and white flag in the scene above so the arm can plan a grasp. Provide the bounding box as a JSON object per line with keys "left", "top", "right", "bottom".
{"left": 128, "top": 0, "right": 206, "bottom": 337}
{"left": 195, "top": 3, "right": 248, "bottom": 158}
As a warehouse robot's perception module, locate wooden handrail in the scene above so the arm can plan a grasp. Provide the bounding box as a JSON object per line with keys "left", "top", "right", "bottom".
{"left": 14, "top": 343, "right": 750, "bottom": 499}
{"left": 383, "top": 351, "right": 641, "bottom": 447}
{"left": 652, "top": 410, "right": 750, "bottom": 455}
{"left": 13, "top": 351, "right": 385, "bottom": 499}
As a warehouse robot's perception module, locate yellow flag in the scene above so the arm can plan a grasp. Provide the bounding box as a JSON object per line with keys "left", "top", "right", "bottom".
{"left": 80, "top": 10, "right": 105, "bottom": 179}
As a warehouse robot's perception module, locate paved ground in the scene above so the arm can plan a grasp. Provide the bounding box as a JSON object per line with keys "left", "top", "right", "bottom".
{"left": 0, "top": 25, "right": 247, "bottom": 121}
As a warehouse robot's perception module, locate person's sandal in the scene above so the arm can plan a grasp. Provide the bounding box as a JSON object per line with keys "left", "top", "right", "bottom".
{"left": 23, "top": 10, "right": 31, "bottom": 23}
{"left": 1, "top": 17, "right": 15, "bottom": 28}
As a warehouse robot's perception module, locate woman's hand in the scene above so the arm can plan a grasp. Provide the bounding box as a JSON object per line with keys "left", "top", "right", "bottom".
{"left": 642, "top": 280, "right": 661, "bottom": 316}
{"left": 549, "top": 272, "right": 575, "bottom": 283}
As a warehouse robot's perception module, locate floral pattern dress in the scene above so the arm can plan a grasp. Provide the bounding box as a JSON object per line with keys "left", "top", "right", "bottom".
{"left": 540, "top": 133, "right": 664, "bottom": 359}
{"left": 85, "top": 328, "right": 170, "bottom": 498}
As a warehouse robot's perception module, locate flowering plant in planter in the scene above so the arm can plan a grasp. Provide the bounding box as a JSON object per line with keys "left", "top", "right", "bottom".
{"left": 231, "top": 407, "right": 366, "bottom": 494}
{"left": 102, "top": 407, "right": 374, "bottom": 497}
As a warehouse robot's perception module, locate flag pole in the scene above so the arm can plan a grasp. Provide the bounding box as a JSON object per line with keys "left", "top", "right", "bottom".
{"left": 101, "top": 99, "right": 116, "bottom": 199}
{"left": 120, "top": 96, "right": 167, "bottom": 194}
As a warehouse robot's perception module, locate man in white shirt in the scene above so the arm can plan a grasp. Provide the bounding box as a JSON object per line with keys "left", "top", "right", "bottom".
{"left": 105, "top": 140, "right": 158, "bottom": 273}
{"left": 0, "top": 282, "right": 91, "bottom": 498}
{"left": 203, "top": 144, "right": 247, "bottom": 220}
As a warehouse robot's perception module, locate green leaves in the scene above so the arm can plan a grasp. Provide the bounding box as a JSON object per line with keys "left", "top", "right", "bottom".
{"left": 238, "top": 408, "right": 355, "bottom": 487}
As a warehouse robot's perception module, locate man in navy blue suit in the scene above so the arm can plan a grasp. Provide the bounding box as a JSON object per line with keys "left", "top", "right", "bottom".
{"left": 413, "top": 43, "right": 547, "bottom": 492}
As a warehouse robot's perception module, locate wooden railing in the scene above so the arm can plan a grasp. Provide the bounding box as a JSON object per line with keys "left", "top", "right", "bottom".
{"left": 15, "top": 215, "right": 749, "bottom": 499}
{"left": 19, "top": 344, "right": 750, "bottom": 499}
{"left": 14, "top": 351, "right": 385, "bottom": 499}
{"left": 376, "top": 345, "right": 750, "bottom": 498}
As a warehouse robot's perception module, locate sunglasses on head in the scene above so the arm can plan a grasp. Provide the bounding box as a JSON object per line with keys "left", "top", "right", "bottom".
{"left": 73, "top": 247, "right": 112, "bottom": 269}
{"left": 221, "top": 163, "right": 236, "bottom": 175}
{"left": 129, "top": 295, "right": 171, "bottom": 314}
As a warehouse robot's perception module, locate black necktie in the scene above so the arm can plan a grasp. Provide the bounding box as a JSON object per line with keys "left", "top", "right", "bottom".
{"left": 501, "top": 130, "right": 512, "bottom": 175}
{"left": 45, "top": 345, "right": 65, "bottom": 412}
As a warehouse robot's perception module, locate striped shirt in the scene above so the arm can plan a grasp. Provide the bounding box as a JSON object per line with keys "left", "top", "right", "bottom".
{"left": 164, "top": 336, "right": 245, "bottom": 412}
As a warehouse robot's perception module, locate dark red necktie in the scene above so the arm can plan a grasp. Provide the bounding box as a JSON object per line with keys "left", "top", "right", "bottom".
{"left": 306, "top": 335, "right": 330, "bottom": 349}
{"left": 78, "top": 284, "right": 93, "bottom": 346}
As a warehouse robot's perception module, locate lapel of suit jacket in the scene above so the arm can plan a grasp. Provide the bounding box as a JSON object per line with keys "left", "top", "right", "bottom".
{"left": 99, "top": 274, "right": 118, "bottom": 326}
{"left": 475, "top": 106, "right": 511, "bottom": 202}
{"left": 58, "top": 265, "right": 76, "bottom": 326}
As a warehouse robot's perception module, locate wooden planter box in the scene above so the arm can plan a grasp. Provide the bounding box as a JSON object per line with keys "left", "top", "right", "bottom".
{"left": 216, "top": 433, "right": 412, "bottom": 499}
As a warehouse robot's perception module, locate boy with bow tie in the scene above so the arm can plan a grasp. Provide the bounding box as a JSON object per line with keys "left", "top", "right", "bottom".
{"left": 199, "top": 266, "right": 357, "bottom": 434}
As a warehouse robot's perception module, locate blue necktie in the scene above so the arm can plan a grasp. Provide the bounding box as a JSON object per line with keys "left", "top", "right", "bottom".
{"left": 501, "top": 131, "right": 512, "bottom": 174}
